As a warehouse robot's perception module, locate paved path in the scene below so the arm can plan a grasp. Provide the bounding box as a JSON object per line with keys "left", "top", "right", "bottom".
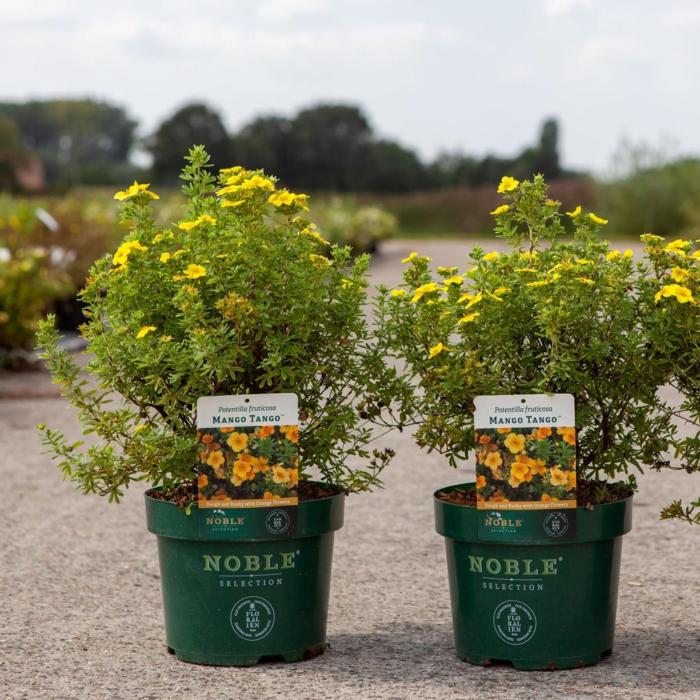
{"left": 1, "top": 240, "right": 698, "bottom": 699}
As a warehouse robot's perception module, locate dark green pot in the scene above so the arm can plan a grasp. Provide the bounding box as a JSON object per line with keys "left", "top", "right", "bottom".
{"left": 145, "top": 483, "right": 344, "bottom": 666}
{"left": 435, "top": 482, "right": 632, "bottom": 670}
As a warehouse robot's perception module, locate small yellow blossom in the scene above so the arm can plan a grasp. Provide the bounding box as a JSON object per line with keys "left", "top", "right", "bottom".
{"left": 641, "top": 233, "right": 665, "bottom": 244}
{"left": 494, "top": 286, "right": 511, "bottom": 295}
{"left": 136, "top": 325, "right": 156, "bottom": 339}
{"left": 160, "top": 252, "right": 172, "bottom": 263}
{"left": 402, "top": 252, "right": 419, "bottom": 264}
{"left": 482, "top": 251, "right": 500, "bottom": 262}
{"left": 428, "top": 342, "right": 449, "bottom": 358}
{"left": 178, "top": 214, "right": 217, "bottom": 231}
{"left": 490, "top": 204, "right": 510, "bottom": 216}
{"left": 461, "top": 292, "right": 483, "bottom": 309}
{"left": 391, "top": 289, "right": 408, "bottom": 298}
{"left": 623, "top": 249, "right": 634, "bottom": 258}
{"left": 112, "top": 240, "right": 147, "bottom": 267}
{"left": 113, "top": 181, "right": 159, "bottom": 201}
{"left": 576, "top": 258, "right": 593, "bottom": 265}
{"left": 577, "top": 277, "right": 595, "bottom": 285}
{"left": 309, "top": 253, "right": 331, "bottom": 268}
{"left": 588, "top": 213, "right": 608, "bottom": 225}
{"left": 300, "top": 227, "right": 330, "bottom": 245}
{"left": 457, "top": 312, "right": 480, "bottom": 324}
{"left": 545, "top": 199, "right": 560, "bottom": 207}
{"left": 606, "top": 250, "right": 621, "bottom": 261}
{"left": 515, "top": 267, "right": 538, "bottom": 273}
{"left": 220, "top": 199, "right": 245, "bottom": 208}
{"left": 566, "top": 205, "right": 582, "bottom": 218}
{"left": 671, "top": 267, "right": 690, "bottom": 282}
{"left": 654, "top": 284, "right": 695, "bottom": 304}
{"left": 497, "top": 176, "right": 519, "bottom": 193}
{"left": 526, "top": 279, "right": 552, "bottom": 288}
{"left": 268, "top": 190, "right": 309, "bottom": 210}
{"left": 665, "top": 239, "right": 691, "bottom": 251}
{"left": 411, "top": 282, "right": 442, "bottom": 303}
{"left": 181, "top": 264, "right": 206, "bottom": 280}
{"left": 444, "top": 275, "right": 464, "bottom": 286}
{"left": 437, "top": 266, "right": 458, "bottom": 275}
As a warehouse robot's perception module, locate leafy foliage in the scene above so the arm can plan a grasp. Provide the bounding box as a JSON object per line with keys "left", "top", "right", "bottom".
{"left": 377, "top": 175, "right": 699, "bottom": 520}
{"left": 37, "top": 146, "right": 410, "bottom": 501}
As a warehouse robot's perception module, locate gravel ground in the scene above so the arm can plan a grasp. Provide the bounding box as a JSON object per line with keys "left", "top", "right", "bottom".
{"left": 1, "top": 239, "right": 699, "bottom": 700}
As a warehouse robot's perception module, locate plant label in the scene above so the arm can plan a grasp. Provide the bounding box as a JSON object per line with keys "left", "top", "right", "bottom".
{"left": 196, "top": 393, "right": 299, "bottom": 538}
{"left": 474, "top": 393, "right": 577, "bottom": 542}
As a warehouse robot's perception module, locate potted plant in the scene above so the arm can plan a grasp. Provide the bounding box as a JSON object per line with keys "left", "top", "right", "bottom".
{"left": 378, "top": 175, "right": 696, "bottom": 669}
{"left": 37, "top": 146, "right": 406, "bottom": 666}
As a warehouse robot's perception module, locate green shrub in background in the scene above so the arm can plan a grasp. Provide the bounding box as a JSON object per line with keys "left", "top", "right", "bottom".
{"left": 311, "top": 198, "right": 398, "bottom": 253}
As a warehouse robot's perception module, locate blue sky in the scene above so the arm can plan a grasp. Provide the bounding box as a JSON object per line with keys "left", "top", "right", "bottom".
{"left": 2, "top": 0, "right": 699, "bottom": 173}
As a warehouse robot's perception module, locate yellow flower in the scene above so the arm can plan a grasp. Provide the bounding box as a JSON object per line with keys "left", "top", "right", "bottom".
{"left": 136, "top": 325, "right": 156, "bottom": 339}
{"left": 220, "top": 199, "right": 245, "bottom": 208}
{"left": 226, "top": 432, "right": 249, "bottom": 452}
{"left": 207, "top": 450, "right": 225, "bottom": 469}
{"left": 309, "top": 253, "right": 331, "bottom": 268}
{"left": 665, "top": 239, "right": 691, "bottom": 252}
{"left": 504, "top": 433, "right": 526, "bottom": 453}
{"left": 510, "top": 460, "right": 530, "bottom": 482}
{"left": 411, "top": 282, "right": 441, "bottom": 303}
{"left": 476, "top": 474, "right": 487, "bottom": 490}
{"left": 457, "top": 312, "right": 480, "bottom": 324}
{"left": 606, "top": 250, "right": 621, "bottom": 261}
{"left": 490, "top": 204, "right": 510, "bottom": 216}
{"left": 526, "top": 279, "right": 552, "bottom": 287}
{"left": 641, "top": 233, "right": 665, "bottom": 244}
{"left": 654, "top": 284, "right": 695, "bottom": 304}
{"left": 113, "top": 181, "right": 159, "bottom": 201}
{"left": 160, "top": 252, "right": 172, "bottom": 263}
{"left": 482, "top": 251, "right": 500, "bottom": 262}
{"left": 577, "top": 277, "right": 595, "bottom": 285}
{"left": 494, "top": 286, "right": 510, "bottom": 295}
{"left": 497, "top": 176, "right": 519, "bottom": 193}
{"left": 576, "top": 258, "right": 593, "bottom": 265}
{"left": 557, "top": 427, "right": 576, "bottom": 446}
{"left": 272, "top": 465, "right": 291, "bottom": 484}
{"left": 541, "top": 493, "right": 559, "bottom": 503}
{"left": 267, "top": 190, "right": 309, "bottom": 210}
{"left": 566, "top": 205, "right": 582, "bottom": 218}
{"left": 402, "top": 252, "right": 419, "bottom": 264}
{"left": 240, "top": 174, "right": 275, "bottom": 191}
{"left": 550, "top": 467, "right": 569, "bottom": 486}
{"left": 624, "top": 249, "right": 634, "bottom": 258}
{"left": 198, "top": 474, "right": 208, "bottom": 488}
{"left": 515, "top": 267, "right": 538, "bottom": 273}
{"left": 437, "top": 266, "right": 458, "bottom": 275}
{"left": 588, "top": 213, "right": 608, "bottom": 225}
{"left": 181, "top": 264, "right": 206, "bottom": 280}
{"left": 390, "top": 289, "right": 407, "bottom": 298}
{"left": 232, "top": 459, "right": 255, "bottom": 485}
{"left": 300, "top": 227, "right": 330, "bottom": 245}
{"left": 172, "top": 249, "right": 187, "bottom": 258}
{"left": 178, "top": 214, "right": 217, "bottom": 231}
{"left": 463, "top": 292, "right": 483, "bottom": 309}
{"left": 112, "top": 240, "right": 147, "bottom": 267}
{"left": 428, "top": 342, "right": 449, "bottom": 358}
{"left": 671, "top": 267, "right": 690, "bottom": 282}
{"left": 484, "top": 451, "right": 503, "bottom": 470}
{"left": 545, "top": 199, "right": 560, "bottom": 207}
{"left": 444, "top": 275, "right": 464, "bottom": 286}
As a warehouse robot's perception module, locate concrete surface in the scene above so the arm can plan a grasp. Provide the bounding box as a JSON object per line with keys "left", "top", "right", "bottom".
{"left": 1, "top": 239, "right": 699, "bottom": 700}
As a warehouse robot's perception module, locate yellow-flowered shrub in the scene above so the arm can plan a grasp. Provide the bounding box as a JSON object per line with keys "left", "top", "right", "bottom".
{"left": 377, "top": 175, "right": 699, "bottom": 519}
{"left": 37, "top": 146, "right": 409, "bottom": 501}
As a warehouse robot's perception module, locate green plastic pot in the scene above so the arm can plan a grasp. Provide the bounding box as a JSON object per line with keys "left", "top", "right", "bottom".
{"left": 145, "top": 483, "right": 345, "bottom": 666}
{"left": 435, "top": 482, "right": 632, "bottom": 670}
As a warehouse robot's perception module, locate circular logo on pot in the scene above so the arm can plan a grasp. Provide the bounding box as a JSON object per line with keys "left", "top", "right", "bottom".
{"left": 265, "top": 509, "right": 291, "bottom": 535}
{"left": 230, "top": 597, "right": 276, "bottom": 641}
{"left": 492, "top": 600, "right": 537, "bottom": 645}
{"left": 543, "top": 511, "right": 569, "bottom": 537}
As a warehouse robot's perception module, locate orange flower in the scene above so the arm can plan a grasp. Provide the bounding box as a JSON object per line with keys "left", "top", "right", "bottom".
{"left": 550, "top": 466, "right": 569, "bottom": 486}
{"left": 206, "top": 451, "right": 225, "bottom": 469}
{"left": 504, "top": 433, "right": 526, "bottom": 453}
{"left": 476, "top": 474, "right": 487, "bottom": 489}
{"left": 541, "top": 493, "right": 559, "bottom": 502}
{"left": 226, "top": 432, "right": 249, "bottom": 452}
{"left": 282, "top": 425, "right": 299, "bottom": 443}
{"left": 257, "top": 425, "right": 276, "bottom": 438}
{"left": 530, "top": 459, "right": 548, "bottom": 476}
{"left": 479, "top": 434, "right": 491, "bottom": 445}
{"left": 567, "top": 471, "right": 577, "bottom": 490}
{"left": 263, "top": 491, "right": 275, "bottom": 500}
{"left": 533, "top": 427, "right": 552, "bottom": 440}
{"left": 272, "top": 465, "right": 291, "bottom": 484}
{"left": 220, "top": 427, "right": 235, "bottom": 433}
{"left": 197, "top": 474, "right": 208, "bottom": 488}
{"left": 510, "top": 461, "right": 530, "bottom": 483}
{"left": 557, "top": 427, "right": 576, "bottom": 446}
{"left": 289, "top": 468, "right": 299, "bottom": 487}
{"left": 232, "top": 459, "right": 255, "bottom": 486}
{"left": 496, "top": 427, "right": 512, "bottom": 434}
{"left": 484, "top": 451, "right": 503, "bottom": 470}
{"left": 202, "top": 433, "right": 214, "bottom": 444}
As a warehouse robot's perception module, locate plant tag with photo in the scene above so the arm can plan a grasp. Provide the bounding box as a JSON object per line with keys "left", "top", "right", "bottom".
{"left": 196, "top": 394, "right": 299, "bottom": 539}
{"left": 474, "top": 394, "right": 577, "bottom": 542}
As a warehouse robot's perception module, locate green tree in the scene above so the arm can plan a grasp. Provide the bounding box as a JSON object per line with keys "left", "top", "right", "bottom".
{"left": 0, "top": 99, "right": 136, "bottom": 184}
{"left": 148, "top": 103, "right": 232, "bottom": 182}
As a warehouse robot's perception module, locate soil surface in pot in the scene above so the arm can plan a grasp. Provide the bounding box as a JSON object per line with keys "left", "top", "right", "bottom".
{"left": 147, "top": 479, "right": 344, "bottom": 509}
{"left": 437, "top": 479, "right": 633, "bottom": 509}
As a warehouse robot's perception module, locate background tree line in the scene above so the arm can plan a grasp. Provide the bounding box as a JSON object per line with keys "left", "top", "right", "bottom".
{"left": 0, "top": 98, "right": 570, "bottom": 192}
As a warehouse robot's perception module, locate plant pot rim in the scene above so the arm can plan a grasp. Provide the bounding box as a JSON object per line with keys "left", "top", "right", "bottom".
{"left": 145, "top": 479, "right": 345, "bottom": 542}
{"left": 435, "top": 481, "right": 633, "bottom": 545}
